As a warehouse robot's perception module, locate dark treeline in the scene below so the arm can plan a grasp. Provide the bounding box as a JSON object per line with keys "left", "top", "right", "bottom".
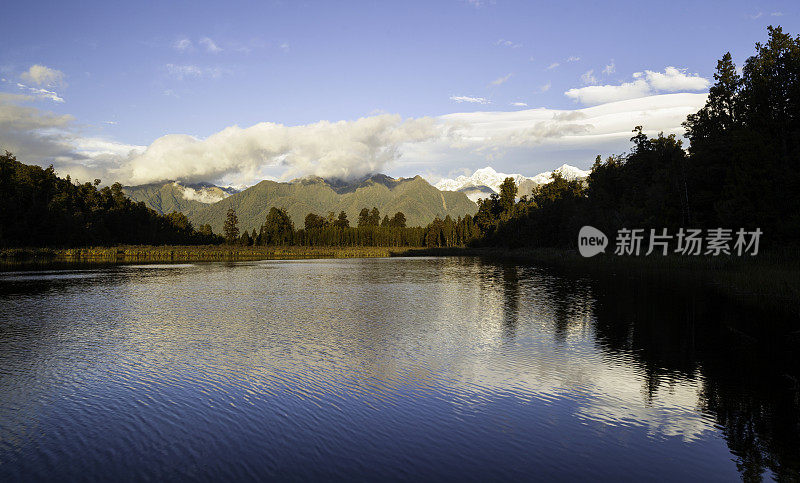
{"left": 0, "top": 152, "right": 220, "bottom": 247}
{"left": 225, "top": 205, "right": 482, "bottom": 248}
{"left": 479, "top": 26, "right": 800, "bottom": 249}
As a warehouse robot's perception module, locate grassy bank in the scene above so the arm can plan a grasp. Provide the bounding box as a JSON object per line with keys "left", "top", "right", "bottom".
{"left": 0, "top": 245, "right": 420, "bottom": 265}
{"left": 402, "top": 246, "right": 800, "bottom": 317}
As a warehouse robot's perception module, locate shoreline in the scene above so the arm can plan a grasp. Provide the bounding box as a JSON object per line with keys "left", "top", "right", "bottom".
{"left": 402, "top": 246, "right": 800, "bottom": 317}
{"left": 0, "top": 245, "right": 421, "bottom": 265}
{"left": 3, "top": 244, "right": 797, "bottom": 316}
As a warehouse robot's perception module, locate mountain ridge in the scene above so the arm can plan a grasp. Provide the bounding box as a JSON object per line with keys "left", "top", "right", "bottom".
{"left": 125, "top": 174, "right": 477, "bottom": 232}
{"left": 434, "top": 164, "right": 590, "bottom": 202}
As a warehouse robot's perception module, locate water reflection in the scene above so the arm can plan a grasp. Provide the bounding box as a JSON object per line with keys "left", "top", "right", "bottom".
{"left": 0, "top": 258, "right": 796, "bottom": 480}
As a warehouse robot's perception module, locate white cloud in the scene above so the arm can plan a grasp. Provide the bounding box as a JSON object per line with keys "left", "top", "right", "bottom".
{"left": 165, "top": 64, "right": 223, "bottom": 80}
{"left": 20, "top": 65, "right": 65, "bottom": 87}
{"left": 581, "top": 69, "right": 597, "bottom": 85}
{"left": 199, "top": 37, "right": 222, "bottom": 53}
{"left": 771, "top": 12, "right": 783, "bottom": 16}
{"left": 434, "top": 93, "right": 706, "bottom": 159}
{"left": 173, "top": 38, "right": 193, "bottom": 52}
{"left": 565, "top": 66, "right": 710, "bottom": 105}
{"left": 567, "top": 56, "right": 580, "bottom": 62}
{"left": 0, "top": 93, "right": 142, "bottom": 182}
{"left": 546, "top": 62, "right": 560, "bottom": 70}
{"left": 565, "top": 79, "right": 652, "bottom": 105}
{"left": 280, "top": 42, "right": 290, "bottom": 52}
{"left": 750, "top": 12, "right": 763, "bottom": 19}
{"left": 490, "top": 73, "right": 512, "bottom": 86}
{"left": 643, "top": 66, "right": 710, "bottom": 91}
{"left": 119, "top": 94, "right": 707, "bottom": 185}
{"left": 603, "top": 60, "right": 616, "bottom": 75}
{"left": 450, "top": 95, "right": 490, "bottom": 104}
{"left": 166, "top": 64, "right": 203, "bottom": 80}
{"left": 72, "top": 137, "right": 144, "bottom": 159}
{"left": 1, "top": 84, "right": 709, "bottom": 187}
{"left": 540, "top": 82, "right": 551, "bottom": 92}
{"left": 495, "top": 39, "right": 521, "bottom": 48}
{"left": 16, "top": 83, "right": 64, "bottom": 103}
{"left": 116, "top": 115, "right": 440, "bottom": 184}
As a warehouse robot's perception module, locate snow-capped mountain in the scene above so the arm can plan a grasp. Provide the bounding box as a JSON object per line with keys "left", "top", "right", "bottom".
{"left": 434, "top": 164, "right": 590, "bottom": 202}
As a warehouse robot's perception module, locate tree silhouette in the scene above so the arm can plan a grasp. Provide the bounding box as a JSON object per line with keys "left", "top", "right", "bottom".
{"left": 223, "top": 208, "right": 239, "bottom": 244}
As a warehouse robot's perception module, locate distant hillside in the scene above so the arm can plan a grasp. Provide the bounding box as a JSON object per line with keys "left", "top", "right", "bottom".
{"left": 123, "top": 182, "right": 238, "bottom": 216}
{"left": 186, "top": 174, "right": 477, "bottom": 232}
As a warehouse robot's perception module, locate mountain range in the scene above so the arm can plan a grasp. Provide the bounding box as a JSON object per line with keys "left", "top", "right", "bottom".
{"left": 123, "top": 164, "right": 590, "bottom": 233}
{"left": 124, "top": 174, "right": 476, "bottom": 233}
{"left": 435, "top": 164, "right": 590, "bottom": 202}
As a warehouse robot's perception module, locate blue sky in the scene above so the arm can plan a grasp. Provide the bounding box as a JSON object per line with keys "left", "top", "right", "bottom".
{"left": 1, "top": 0, "right": 798, "bottom": 186}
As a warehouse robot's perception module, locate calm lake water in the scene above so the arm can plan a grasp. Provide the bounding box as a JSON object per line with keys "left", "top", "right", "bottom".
{"left": 0, "top": 257, "right": 798, "bottom": 481}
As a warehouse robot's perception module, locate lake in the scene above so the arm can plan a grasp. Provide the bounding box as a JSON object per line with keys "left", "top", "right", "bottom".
{"left": 0, "top": 257, "right": 797, "bottom": 481}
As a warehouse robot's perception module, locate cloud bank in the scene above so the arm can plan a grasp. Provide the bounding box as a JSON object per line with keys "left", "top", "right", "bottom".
{"left": 0, "top": 93, "right": 142, "bottom": 181}
{"left": 1, "top": 64, "right": 710, "bottom": 186}
{"left": 115, "top": 115, "right": 440, "bottom": 185}
{"left": 565, "top": 66, "right": 710, "bottom": 105}
{"left": 118, "top": 93, "right": 705, "bottom": 185}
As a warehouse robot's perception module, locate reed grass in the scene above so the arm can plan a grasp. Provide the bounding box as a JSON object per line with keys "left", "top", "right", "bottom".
{"left": 0, "top": 245, "right": 420, "bottom": 265}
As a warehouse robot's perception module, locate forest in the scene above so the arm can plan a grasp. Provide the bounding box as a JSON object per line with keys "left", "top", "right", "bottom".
{"left": 476, "top": 26, "right": 800, "bottom": 250}
{"left": 0, "top": 153, "right": 219, "bottom": 247}
{"left": 1, "top": 26, "right": 797, "bottom": 251}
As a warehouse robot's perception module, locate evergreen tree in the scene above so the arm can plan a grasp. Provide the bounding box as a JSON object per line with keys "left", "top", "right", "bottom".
{"left": 357, "top": 208, "right": 371, "bottom": 227}
{"left": 239, "top": 230, "right": 252, "bottom": 246}
{"left": 261, "top": 207, "right": 295, "bottom": 245}
{"left": 391, "top": 212, "right": 407, "bottom": 228}
{"left": 223, "top": 208, "right": 239, "bottom": 244}
{"left": 368, "top": 207, "right": 381, "bottom": 226}
{"left": 498, "top": 177, "right": 518, "bottom": 220}
{"left": 334, "top": 211, "right": 350, "bottom": 228}
{"left": 0, "top": 152, "right": 220, "bottom": 247}
{"left": 305, "top": 212, "right": 326, "bottom": 230}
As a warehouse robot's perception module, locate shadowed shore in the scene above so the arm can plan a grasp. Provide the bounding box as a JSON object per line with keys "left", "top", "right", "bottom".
{"left": 400, "top": 246, "right": 800, "bottom": 317}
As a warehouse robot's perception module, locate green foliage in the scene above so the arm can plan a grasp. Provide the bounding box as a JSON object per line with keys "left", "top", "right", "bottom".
{"left": 357, "top": 208, "right": 371, "bottom": 227}
{"left": 223, "top": 208, "right": 239, "bottom": 244}
{"left": 474, "top": 26, "right": 800, "bottom": 250}
{"left": 368, "top": 207, "right": 381, "bottom": 226}
{"left": 239, "top": 230, "right": 253, "bottom": 246}
{"left": 334, "top": 211, "right": 350, "bottom": 228}
{"left": 259, "top": 207, "right": 295, "bottom": 245}
{"left": 0, "top": 152, "right": 220, "bottom": 247}
{"left": 391, "top": 212, "right": 407, "bottom": 228}
{"left": 683, "top": 26, "right": 800, "bottom": 241}
{"left": 305, "top": 212, "right": 327, "bottom": 230}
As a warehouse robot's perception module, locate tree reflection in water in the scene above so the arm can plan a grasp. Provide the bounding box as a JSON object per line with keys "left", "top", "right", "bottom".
{"left": 544, "top": 266, "right": 800, "bottom": 481}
